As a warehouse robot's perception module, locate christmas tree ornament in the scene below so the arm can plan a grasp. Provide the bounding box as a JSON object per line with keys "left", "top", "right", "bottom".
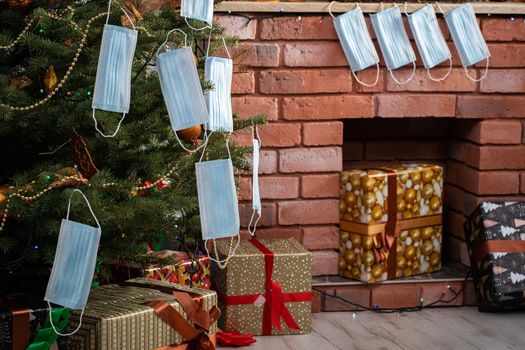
{"left": 176, "top": 124, "right": 202, "bottom": 142}
{"left": 371, "top": 4, "right": 416, "bottom": 84}
{"left": 330, "top": 2, "right": 380, "bottom": 87}
{"left": 205, "top": 36, "right": 233, "bottom": 132}
{"left": 407, "top": 4, "right": 452, "bottom": 82}
{"left": 441, "top": 3, "right": 490, "bottom": 81}
{"left": 8, "top": 75, "right": 32, "bottom": 89}
{"left": 6, "top": 0, "right": 32, "bottom": 8}
{"left": 92, "top": 3, "right": 138, "bottom": 138}
{"left": 71, "top": 132, "right": 99, "bottom": 179}
{"left": 180, "top": 0, "right": 214, "bottom": 28}
{"left": 45, "top": 189, "right": 101, "bottom": 335}
{"left": 44, "top": 65, "right": 58, "bottom": 94}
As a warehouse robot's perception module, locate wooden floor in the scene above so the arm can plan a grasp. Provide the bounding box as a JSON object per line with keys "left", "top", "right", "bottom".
{"left": 219, "top": 307, "right": 525, "bottom": 350}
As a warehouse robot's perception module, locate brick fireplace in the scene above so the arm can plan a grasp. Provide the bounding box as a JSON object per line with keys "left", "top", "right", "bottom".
{"left": 215, "top": 13, "right": 525, "bottom": 278}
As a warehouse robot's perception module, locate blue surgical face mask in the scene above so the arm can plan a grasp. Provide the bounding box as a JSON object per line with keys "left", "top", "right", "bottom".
{"left": 443, "top": 3, "right": 490, "bottom": 81}
{"left": 205, "top": 37, "right": 233, "bottom": 132}
{"left": 371, "top": 5, "right": 416, "bottom": 84}
{"left": 407, "top": 4, "right": 452, "bottom": 81}
{"left": 45, "top": 190, "right": 101, "bottom": 335}
{"left": 248, "top": 128, "right": 262, "bottom": 236}
{"left": 181, "top": 0, "right": 214, "bottom": 28}
{"left": 92, "top": 5, "right": 138, "bottom": 138}
{"left": 157, "top": 46, "right": 209, "bottom": 133}
{"left": 331, "top": 3, "right": 381, "bottom": 87}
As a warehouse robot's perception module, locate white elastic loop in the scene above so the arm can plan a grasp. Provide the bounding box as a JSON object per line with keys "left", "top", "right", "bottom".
{"left": 222, "top": 37, "right": 231, "bottom": 59}
{"left": 204, "top": 235, "right": 241, "bottom": 268}
{"left": 352, "top": 62, "right": 381, "bottom": 87}
{"left": 464, "top": 57, "right": 490, "bottom": 82}
{"left": 404, "top": 2, "right": 409, "bottom": 16}
{"left": 184, "top": 16, "right": 212, "bottom": 31}
{"left": 206, "top": 30, "right": 231, "bottom": 59}
{"left": 380, "top": 2, "right": 384, "bottom": 11}
{"left": 92, "top": 109, "right": 127, "bottom": 138}
{"left": 389, "top": 60, "right": 416, "bottom": 85}
{"left": 247, "top": 210, "right": 262, "bottom": 236}
{"left": 156, "top": 29, "right": 188, "bottom": 57}
{"left": 47, "top": 302, "right": 85, "bottom": 336}
{"left": 174, "top": 128, "right": 210, "bottom": 155}
{"left": 427, "top": 57, "right": 453, "bottom": 82}
{"left": 328, "top": 1, "right": 337, "bottom": 18}
{"left": 66, "top": 189, "right": 101, "bottom": 229}
{"left": 105, "top": 0, "right": 136, "bottom": 29}
{"left": 435, "top": 2, "right": 446, "bottom": 15}
{"left": 226, "top": 132, "right": 232, "bottom": 159}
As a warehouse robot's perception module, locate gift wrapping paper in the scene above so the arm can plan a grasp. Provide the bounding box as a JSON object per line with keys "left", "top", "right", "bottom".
{"left": 465, "top": 201, "right": 525, "bottom": 310}
{"left": 144, "top": 252, "right": 211, "bottom": 289}
{"left": 212, "top": 238, "right": 312, "bottom": 336}
{"left": 66, "top": 278, "right": 217, "bottom": 350}
{"left": 339, "top": 163, "right": 443, "bottom": 282}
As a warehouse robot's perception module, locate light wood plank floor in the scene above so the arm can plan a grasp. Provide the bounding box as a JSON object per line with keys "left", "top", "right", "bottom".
{"left": 219, "top": 307, "right": 525, "bottom": 350}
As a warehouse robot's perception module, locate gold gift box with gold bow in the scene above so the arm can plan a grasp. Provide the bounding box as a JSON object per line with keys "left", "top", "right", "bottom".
{"left": 66, "top": 278, "right": 218, "bottom": 350}
{"left": 339, "top": 163, "right": 443, "bottom": 283}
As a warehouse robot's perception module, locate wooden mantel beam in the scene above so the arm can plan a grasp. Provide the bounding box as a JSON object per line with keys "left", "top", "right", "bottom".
{"left": 215, "top": 1, "right": 525, "bottom": 15}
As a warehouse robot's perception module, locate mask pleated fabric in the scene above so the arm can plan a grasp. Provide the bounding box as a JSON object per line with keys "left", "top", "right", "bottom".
{"left": 92, "top": 1, "right": 137, "bottom": 137}
{"left": 248, "top": 126, "right": 262, "bottom": 236}
{"left": 371, "top": 5, "right": 416, "bottom": 84}
{"left": 442, "top": 3, "right": 490, "bottom": 81}
{"left": 407, "top": 4, "right": 452, "bottom": 81}
{"left": 205, "top": 36, "right": 233, "bottom": 132}
{"left": 45, "top": 189, "right": 101, "bottom": 336}
{"left": 181, "top": 0, "right": 214, "bottom": 30}
{"left": 156, "top": 29, "right": 210, "bottom": 152}
{"left": 330, "top": 2, "right": 381, "bottom": 87}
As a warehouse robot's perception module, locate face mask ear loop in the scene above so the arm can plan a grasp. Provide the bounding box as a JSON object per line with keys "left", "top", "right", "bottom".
{"left": 105, "top": 0, "right": 136, "bottom": 30}
{"left": 156, "top": 28, "right": 188, "bottom": 57}
{"left": 435, "top": 2, "right": 446, "bottom": 16}
{"left": 427, "top": 57, "right": 453, "bottom": 82}
{"left": 352, "top": 63, "right": 380, "bottom": 87}
{"left": 328, "top": 1, "right": 337, "bottom": 18}
{"left": 389, "top": 60, "right": 416, "bottom": 85}
{"left": 205, "top": 234, "right": 241, "bottom": 269}
{"left": 48, "top": 302, "right": 85, "bottom": 336}
{"left": 105, "top": 0, "right": 112, "bottom": 25}
{"left": 92, "top": 110, "right": 127, "bottom": 138}
{"left": 380, "top": 2, "right": 385, "bottom": 12}
{"left": 175, "top": 128, "right": 211, "bottom": 154}
{"left": 67, "top": 189, "right": 101, "bottom": 229}
{"left": 184, "top": 16, "right": 212, "bottom": 32}
{"left": 464, "top": 56, "right": 489, "bottom": 82}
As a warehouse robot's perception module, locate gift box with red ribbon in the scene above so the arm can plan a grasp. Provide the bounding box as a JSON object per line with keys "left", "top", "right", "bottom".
{"left": 212, "top": 238, "right": 312, "bottom": 336}
{"left": 66, "top": 278, "right": 219, "bottom": 350}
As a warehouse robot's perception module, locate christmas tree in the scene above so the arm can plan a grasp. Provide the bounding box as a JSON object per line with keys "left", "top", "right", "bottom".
{"left": 0, "top": 0, "right": 264, "bottom": 280}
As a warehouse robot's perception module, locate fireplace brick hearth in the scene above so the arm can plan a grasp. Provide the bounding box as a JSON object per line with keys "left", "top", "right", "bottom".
{"left": 217, "top": 14, "right": 525, "bottom": 281}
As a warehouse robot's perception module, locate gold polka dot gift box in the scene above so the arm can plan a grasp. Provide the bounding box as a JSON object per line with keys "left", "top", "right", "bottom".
{"left": 339, "top": 163, "right": 443, "bottom": 283}
{"left": 212, "top": 238, "right": 312, "bottom": 336}
{"left": 66, "top": 278, "right": 219, "bottom": 350}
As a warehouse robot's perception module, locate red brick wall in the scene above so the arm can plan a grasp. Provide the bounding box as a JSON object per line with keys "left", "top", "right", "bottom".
{"left": 216, "top": 14, "right": 525, "bottom": 275}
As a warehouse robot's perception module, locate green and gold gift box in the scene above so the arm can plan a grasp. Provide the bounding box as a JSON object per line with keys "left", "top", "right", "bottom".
{"left": 212, "top": 238, "right": 312, "bottom": 336}
{"left": 339, "top": 163, "right": 443, "bottom": 283}
{"left": 67, "top": 278, "right": 218, "bottom": 350}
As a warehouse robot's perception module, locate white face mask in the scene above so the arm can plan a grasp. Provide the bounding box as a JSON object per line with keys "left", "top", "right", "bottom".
{"left": 407, "top": 4, "right": 452, "bottom": 81}
{"left": 371, "top": 4, "right": 416, "bottom": 84}
{"left": 156, "top": 30, "right": 210, "bottom": 152}
{"left": 205, "top": 36, "right": 233, "bottom": 133}
{"left": 248, "top": 127, "right": 262, "bottom": 236}
{"left": 441, "top": 3, "right": 490, "bottom": 81}
{"left": 181, "top": 0, "right": 214, "bottom": 29}
{"left": 329, "top": 2, "right": 380, "bottom": 87}
{"left": 45, "top": 189, "right": 101, "bottom": 336}
{"left": 92, "top": 2, "right": 137, "bottom": 138}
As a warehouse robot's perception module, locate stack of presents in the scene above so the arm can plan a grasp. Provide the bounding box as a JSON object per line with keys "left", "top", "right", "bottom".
{"left": 2, "top": 163, "right": 525, "bottom": 350}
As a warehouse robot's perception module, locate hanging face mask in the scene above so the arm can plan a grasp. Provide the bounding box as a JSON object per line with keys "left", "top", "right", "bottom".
{"left": 157, "top": 30, "right": 209, "bottom": 151}
{"left": 45, "top": 189, "right": 101, "bottom": 336}
{"left": 205, "top": 36, "right": 233, "bottom": 133}
{"left": 329, "top": 2, "right": 380, "bottom": 87}
{"left": 407, "top": 4, "right": 452, "bottom": 81}
{"left": 181, "top": 0, "right": 214, "bottom": 29}
{"left": 92, "top": 2, "right": 138, "bottom": 138}
{"left": 371, "top": 4, "right": 416, "bottom": 84}
{"left": 248, "top": 127, "right": 262, "bottom": 236}
{"left": 442, "top": 3, "right": 490, "bottom": 81}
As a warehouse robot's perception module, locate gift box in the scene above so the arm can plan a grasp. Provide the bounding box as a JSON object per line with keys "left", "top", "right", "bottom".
{"left": 0, "top": 294, "right": 68, "bottom": 350}
{"left": 339, "top": 163, "right": 443, "bottom": 282}
{"left": 67, "top": 278, "right": 219, "bottom": 350}
{"left": 465, "top": 201, "right": 525, "bottom": 311}
{"left": 212, "top": 238, "right": 312, "bottom": 336}
{"left": 145, "top": 251, "right": 211, "bottom": 289}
